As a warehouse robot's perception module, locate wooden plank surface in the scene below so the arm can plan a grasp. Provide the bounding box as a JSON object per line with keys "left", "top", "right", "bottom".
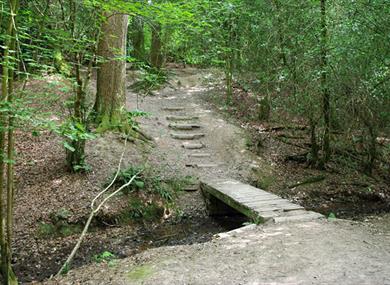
{"left": 201, "top": 178, "right": 322, "bottom": 223}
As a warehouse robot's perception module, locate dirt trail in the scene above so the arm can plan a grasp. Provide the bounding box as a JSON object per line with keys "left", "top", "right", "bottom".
{"left": 43, "top": 68, "right": 390, "bottom": 284}
{"left": 47, "top": 218, "right": 390, "bottom": 285}
{"left": 127, "top": 67, "right": 259, "bottom": 182}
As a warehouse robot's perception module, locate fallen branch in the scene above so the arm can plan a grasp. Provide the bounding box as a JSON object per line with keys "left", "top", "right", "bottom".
{"left": 55, "top": 139, "right": 143, "bottom": 277}
{"left": 56, "top": 171, "right": 142, "bottom": 276}
{"left": 259, "top": 125, "right": 307, "bottom": 132}
{"left": 288, "top": 175, "right": 326, "bottom": 189}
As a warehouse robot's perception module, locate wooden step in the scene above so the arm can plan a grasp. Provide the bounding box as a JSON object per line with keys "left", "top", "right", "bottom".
{"left": 162, "top": 107, "right": 185, "bottom": 111}
{"left": 186, "top": 163, "right": 218, "bottom": 168}
{"left": 171, "top": 133, "right": 205, "bottom": 140}
{"left": 188, "top": 153, "right": 211, "bottom": 158}
{"left": 167, "top": 115, "right": 199, "bottom": 121}
{"left": 169, "top": 123, "right": 202, "bottom": 130}
{"left": 182, "top": 143, "right": 205, "bottom": 149}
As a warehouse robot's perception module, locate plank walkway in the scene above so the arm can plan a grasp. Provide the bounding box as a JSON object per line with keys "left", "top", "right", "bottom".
{"left": 162, "top": 103, "right": 323, "bottom": 223}
{"left": 201, "top": 178, "right": 323, "bottom": 223}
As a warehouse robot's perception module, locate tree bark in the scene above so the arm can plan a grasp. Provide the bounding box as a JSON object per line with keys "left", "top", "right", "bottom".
{"left": 150, "top": 23, "right": 163, "bottom": 69}
{"left": 130, "top": 16, "right": 145, "bottom": 61}
{"left": 1, "top": 0, "right": 19, "bottom": 283}
{"left": 95, "top": 13, "right": 129, "bottom": 127}
{"left": 320, "top": 0, "right": 331, "bottom": 164}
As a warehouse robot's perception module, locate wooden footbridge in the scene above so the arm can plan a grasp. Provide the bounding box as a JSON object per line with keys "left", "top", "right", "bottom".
{"left": 201, "top": 178, "right": 323, "bottom": 223}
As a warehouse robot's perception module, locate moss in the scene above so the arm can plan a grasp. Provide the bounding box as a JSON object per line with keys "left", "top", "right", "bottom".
{"left": 37, "top": 222, "right": 56, "bottom": 237}
{"left": 128, "top": 264, "right": 154, "bottom": 281}
{"left": 256, "top": 174, "right": 276, "bottom": 190}
{"left": 96, "top": 111, "right": 130, "bottom": 134}
{"left": 36, "top": 221, "right": 82, "bottom": 238}
{"left": 251, "top": 165, "right": 277, "bottom": 190}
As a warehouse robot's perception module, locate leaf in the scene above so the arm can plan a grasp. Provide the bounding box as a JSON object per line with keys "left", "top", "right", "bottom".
{"left": 63, "top": 141, "right": 75, "bottom": 152}
{"left": 135, "top": 180, "right": 145, "bottom": 189}
{"left": 328, "top": 213, "right": 336, "bottom": 220}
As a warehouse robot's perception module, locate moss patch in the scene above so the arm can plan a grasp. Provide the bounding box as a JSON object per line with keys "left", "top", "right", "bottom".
{"left": 127, "top": 264, "right": 154, "bottom": 282}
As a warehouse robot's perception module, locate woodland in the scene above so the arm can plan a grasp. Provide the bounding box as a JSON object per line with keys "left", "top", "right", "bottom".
{"left": 0, "top": 0, "right": 389, "bottom": 284}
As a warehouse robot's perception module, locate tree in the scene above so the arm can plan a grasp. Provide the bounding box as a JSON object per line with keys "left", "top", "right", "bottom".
{"left": 320, "top": 0, "right": 331, "bottom": 165}
{"left": 130, "top": 16, "right": 145, "bottom": 61}
{"left": 94, "top": 12, "right": 129, "bottom": 129}
{"left": 150, "top": 22, "right": 163, "bottom": 68}
{"left": 0, "top": 0, "right": 19, "bottom": 283}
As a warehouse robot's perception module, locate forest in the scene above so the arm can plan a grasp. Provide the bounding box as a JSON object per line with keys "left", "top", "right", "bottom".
{"left": 0, "top": 0, "right": 389, "bottom": 284}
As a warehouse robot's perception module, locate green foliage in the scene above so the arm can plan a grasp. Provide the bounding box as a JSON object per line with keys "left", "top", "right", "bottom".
{"left": 130, "top": 66, "right": 169, "bottom": 94}
{"left": 92, "top": 251, "right": 116, "bottom": 263}
{"left": 112, "top": 165, "right": 179, "bottom": 202}
{"left": 37, "top": 222, "right": 56, "bottom": 238}
{"left": 114, "top": 166, "right": 146, "bottom": 193}
{"left": 127, "top": 110, "right": 149, "bottom": 130}
{"left": 54, "top": 119, "right": 95, "bottom": 172}
{"left": 328, "top": 212, "right": 337, "bottom": 220}
{"left": 126, "top": 199, "right": 164, "bottom": 222}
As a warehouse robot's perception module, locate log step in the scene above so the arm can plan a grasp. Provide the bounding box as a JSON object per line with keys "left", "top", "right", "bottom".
{"left": 186, "top": 163, "right": 218, "bottom": 168}
{"left": 182, "top": 143, "right": 205, "bottom": 149}
{"left": 167, "top": 116, "right": 199, "bottom": 121}
{"left": 188, "top": 153, "right": 211, "bottom": 158}
{"left": 169, "top": 123, "right": 202, "bottom": 130}
{"left": 171, "top": 133, "right": 205, "bottom": 140}
{"left": 162, "top": 107, "right": 185, "bottom": 111}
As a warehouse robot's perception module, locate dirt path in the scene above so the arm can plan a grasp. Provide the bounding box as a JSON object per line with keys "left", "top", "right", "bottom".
{"left": 127, "top": 67, "right": 261, "bottom": 181}
{"left": 43, "top": 67, "right": 390, "bottom": 284}
{"left": 46, "top": 218, "right": 390, "bottom": 285}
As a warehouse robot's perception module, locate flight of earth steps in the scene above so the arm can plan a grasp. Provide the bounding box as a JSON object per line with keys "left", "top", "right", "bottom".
{"left": 162, "top": 106, "right": 324, "bottom": 223}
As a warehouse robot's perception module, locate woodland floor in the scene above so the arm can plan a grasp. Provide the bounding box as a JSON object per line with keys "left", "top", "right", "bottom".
{"left": 8, "top": 67, "right": 390, "bottom": 284}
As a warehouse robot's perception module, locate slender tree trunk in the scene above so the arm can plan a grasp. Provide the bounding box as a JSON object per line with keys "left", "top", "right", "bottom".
{"left": 150, "top": 23, "right": 163, "bottom": 69}
{"left": 224, "top": 18, "right": 235, "bottom": 105}
{"left": 272, "top": 0, "right": 287, "bottom": 67}
{"left": 309, "top": 118, "right": 320, "bottom": 167}
{"left": 130, "top": 16, "right": 145, "bottom": 61}
{"left": 1, "top": 0, "right": 19, "bottom": 283}
{"left": 320, "top": 0, "right": 331, "bottom": 164}
{"left": 0, "top": 24, "right": 10, "bottom": 285}
{"left": 225, "top": 56, "right": 233, "bottom": 104}
{"left": 94, "top": 13, "right": 129, "bottom": 128}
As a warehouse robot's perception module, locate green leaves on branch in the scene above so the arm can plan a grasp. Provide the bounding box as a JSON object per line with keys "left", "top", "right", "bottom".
{"left": 55, "top": 119, "right": 95, "bottom": 152}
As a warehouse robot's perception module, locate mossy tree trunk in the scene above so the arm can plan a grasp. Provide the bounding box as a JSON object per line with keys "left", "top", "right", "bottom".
{"left": 94, "top": 12, "right": 129, "bottom": 129}
{"left": 130, "top": 16, "right": 145, "bottom": 61}
{"left": 320, "top": 0, "right": 331, "bottom": 165}
{"left": 0, "top": 0, "right": 19, "bottom": 283}
{"left": 150, "top": 23, "right": 163, "bottom": 69}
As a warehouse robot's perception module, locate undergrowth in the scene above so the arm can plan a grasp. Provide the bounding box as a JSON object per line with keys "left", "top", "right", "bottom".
{"left": 130, "top": 65, "right": 170, "bottom": 94}
{"left": 107, "top": 165, "right": 193, "bottom": 222}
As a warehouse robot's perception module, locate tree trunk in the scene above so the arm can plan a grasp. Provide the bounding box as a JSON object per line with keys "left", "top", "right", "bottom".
{"left": 308, "top": 119, "right": 320, "bottom": 167}
{"left": 130, "top": 16, "right": 145, "bottom": 61}
{"left": 150, "top": 23, "right": 163, "bottom": 69}
{"left": 320, "top": 0, "right": 331, "bottom": 164}
{"left": 94, "top": 13, "right": 129, "bottom": 128}
{"left": 1, "top": 0, "right": 19, "bottom": 283}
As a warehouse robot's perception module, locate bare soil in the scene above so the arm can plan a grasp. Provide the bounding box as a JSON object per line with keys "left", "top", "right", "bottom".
{"left": 44, "top": 218, "right": 390, "bottom": 285}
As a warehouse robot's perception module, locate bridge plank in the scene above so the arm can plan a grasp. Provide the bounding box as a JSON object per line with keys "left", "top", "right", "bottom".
{"left": 201, "top": 178, "right": 321, "bottom": 223}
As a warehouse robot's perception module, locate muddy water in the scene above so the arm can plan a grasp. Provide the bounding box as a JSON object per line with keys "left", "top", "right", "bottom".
{"left": 16, "top": 215, "right": 248, "bottom": 284}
